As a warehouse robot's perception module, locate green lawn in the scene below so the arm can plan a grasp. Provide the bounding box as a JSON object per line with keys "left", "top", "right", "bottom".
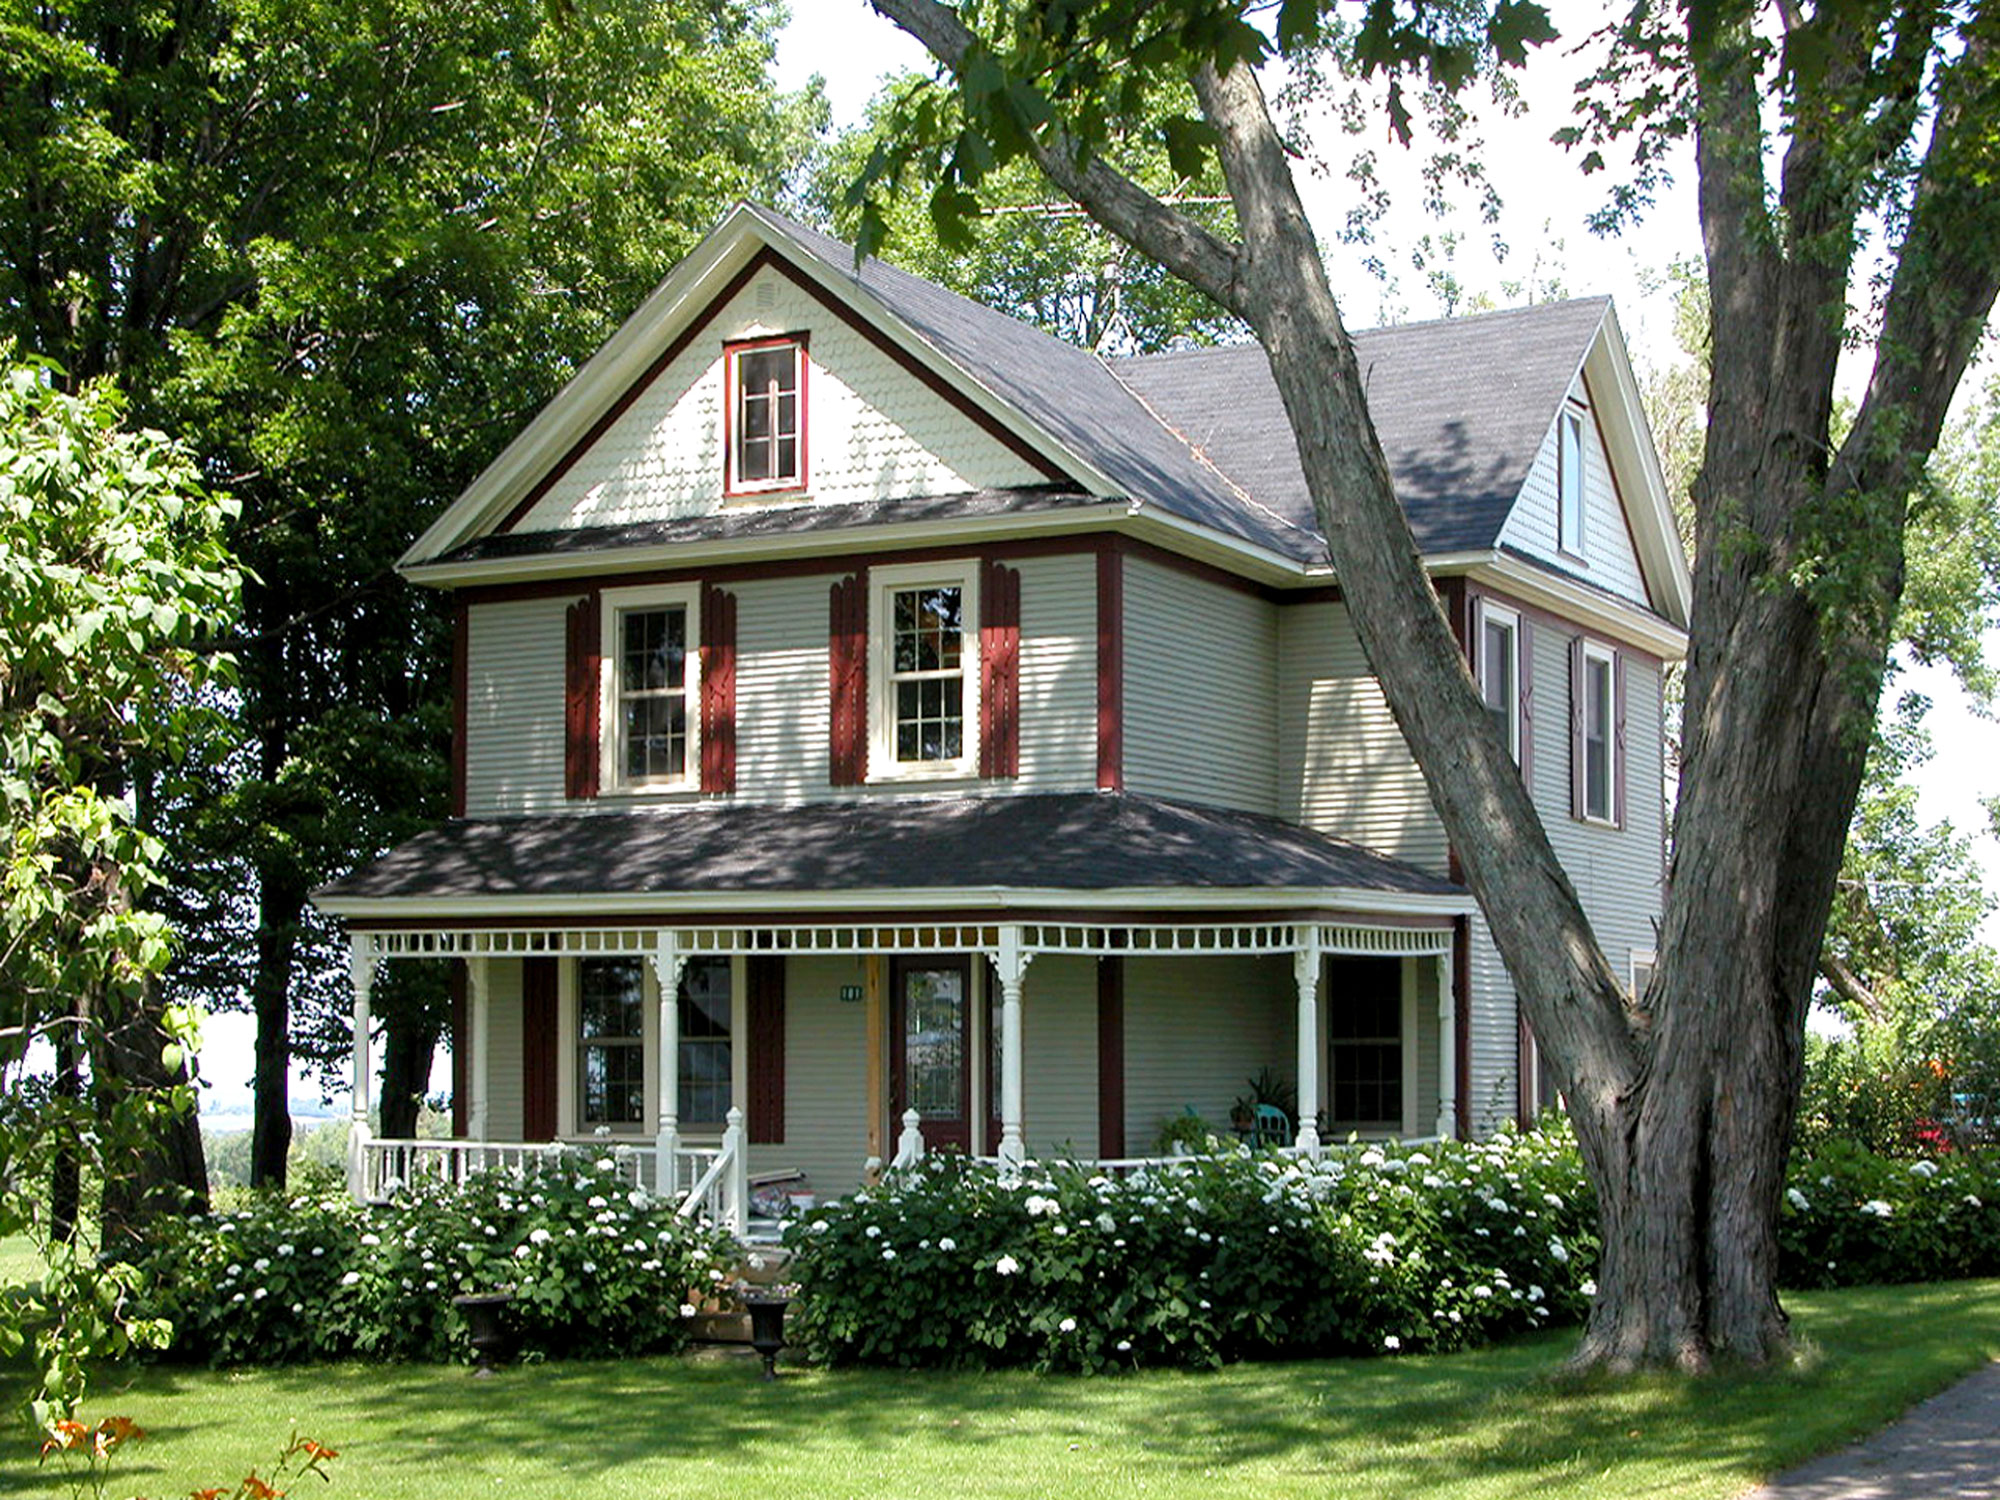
{"left": 9, "top": 1281, "right": 1998, "bottom": 1500}
{"left": 0, "top": 1236, "right": 40, "bottom": 1287}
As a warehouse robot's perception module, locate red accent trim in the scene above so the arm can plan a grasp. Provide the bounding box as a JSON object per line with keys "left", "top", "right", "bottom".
{"left": 1097, "top": 956, "right": 1125, "bottom": 1157}
{"left": 1453, "top": 918, "right": 1471, "bottom": 1141}
{"left": 522, "top": 957, "right": 559, "bottom": 1142}
{"left": 450, "top": 601, "right": 469, "bottom": 818}
{"left": 1096, "top": 543, "right": 1124, "bottom": 790}
{"left": 722, "top": 334, "right": 809, "bottom": 500}
{"left": 564, "top": 593, "right": 601, "bottom": 800}
{"left": 746, "top": 955, "right": 785, "bottom": 1144}
{"left": 700, "top": 586, "right": 737, "bottom": 794}
{"left": 1569, "top": 635, "right": 1588, "bottom": 820}
{"left": 828, "top": 571, "right": 869, "bottom": 785}
{"left": 450, "top": 963, "right": 468, "bottom": 1138}
{"left": 980, "top": 560, "right": 1021, "bottom": 778}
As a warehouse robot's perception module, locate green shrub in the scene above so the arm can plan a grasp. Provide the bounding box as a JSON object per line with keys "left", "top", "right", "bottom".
{"left": 783, "top": 1128, "right": 1598, "bottom": 1372}
{"left": 1779, "top": 1139, "right": 2000, "bottom": 1288}
{"left": 133, "top": 1152, "right": 735, "bottom": 1367}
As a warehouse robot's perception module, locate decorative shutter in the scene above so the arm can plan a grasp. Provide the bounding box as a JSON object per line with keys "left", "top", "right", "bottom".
{"left": 1569, "top": 636, "right": 1587, "bottom": 820}
{"left": 980, "top": 560, "right": 1021, "bottom": 778}
{"left": 828, "top": 572, "right": 868, "bottom": 785}
{"left": 449, "top": 963, "right": 469, "bottom": 1139}
{"left": 521, "top": 957, "right": 559, "bottom": 1142}
{"left": 1613, "top": 651, "right": 1628, "bottom": 828}
{"left": 701, "top": 585, "right": 737, "bottom": 795}
{"left": 564, "top": 593, "right": 601, "bottom": 800}
{"left": 1097, "top": 956, "right": 1125, "bottom": 1159}
{"left": 746, "top": 956, "right": 786, "bottom": 1144}
{"left": 1517, "top": 616, "right": 1535, "bottom": 784}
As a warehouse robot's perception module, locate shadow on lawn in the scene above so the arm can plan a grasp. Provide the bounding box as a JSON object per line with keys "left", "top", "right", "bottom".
{"left": 5, "top": 1283, "right": 1998, "bottom": 1499}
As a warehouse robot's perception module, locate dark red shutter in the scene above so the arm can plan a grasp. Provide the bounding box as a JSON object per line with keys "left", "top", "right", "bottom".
{"left": 1097, "top": 956, "right": 1125, "bottom": 1158}
{"left": 1517, "top": 615, "right": 1535, "bottom": 785}
{"left": 564, "top": 593, "right": 601, "bottom": 800}
{"left": 829, "top": 571, "right": 868, "bottom": 785}
{"left": 1568, "top": 635, "right": 1587, "bottom": 820}
{"left": 521, "top": 957, "right": 559, "bottom": 1142}
{"left": 701, "top": 585, "right": 737, "bottom": 795}
{"left": 980, "top": 560, "right": 1021, "bottom": 778}
{"left": 1613, "top": 651, "right": 1628, "bottom": 828}
{"left": 746, "top": 956, "right": 785, "bottom": 1144}
{"left": 449, "top": 963, "right": 468, "bottom": 1139}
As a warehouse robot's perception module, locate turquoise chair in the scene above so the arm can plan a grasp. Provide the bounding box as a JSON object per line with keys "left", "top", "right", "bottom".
{"left": 1252, "top": 1104, "right": 1292, "bottom": 1148}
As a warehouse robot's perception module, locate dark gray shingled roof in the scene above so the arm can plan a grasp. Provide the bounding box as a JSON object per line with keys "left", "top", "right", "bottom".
{"left": 1110, "top": 297, "right": 1611, "bottom": 556}
{"left": 441, "top": 486, "right": 1109, "bottom": 566}
{"left": 316, "top": 792, "right": 1463, "bottom": 905}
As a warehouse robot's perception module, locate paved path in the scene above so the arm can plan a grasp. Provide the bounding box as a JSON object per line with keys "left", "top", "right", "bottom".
{"left": 1740, "top": 1361, "right": 2000, "bottom": 1498}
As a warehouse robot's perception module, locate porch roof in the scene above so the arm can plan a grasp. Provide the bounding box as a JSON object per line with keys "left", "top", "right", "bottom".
{"left": 314, "top": 791, "right": 1466, "bottom": 916}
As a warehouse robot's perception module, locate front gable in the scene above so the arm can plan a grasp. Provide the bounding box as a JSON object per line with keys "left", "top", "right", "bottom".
{"left": 508, "top": 253, "right": 1062, "bottom": 535}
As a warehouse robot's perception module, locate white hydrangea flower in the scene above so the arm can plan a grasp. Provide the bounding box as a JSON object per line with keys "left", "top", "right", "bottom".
{"left": 340, "top": 1271, "right": 361, "bottom": 1287}
{"left": 1383, "top": 1334, "right": 1401, "bottom": 1350}
{"left": 1058, "top": 1316, "right": 1077, "bottom": 1333}
{"left": 1787, "top": 1187, "right": 1810, "bottom": 1211}
{"left": 1580, "top": 1278, "right": 1597, "bottom": 1297}
{"left": 994, "top": 1254, "right": 1021, "bottom": 1276}
{"left": 1910, "top": 1160, "right": 1939, "bottom": 1179}
{"left": 1861, "top": 1199, "right": 1893, "bottom": 1217}
{"left": 938, "top": 1237, "right": 957, "bottom": 1252}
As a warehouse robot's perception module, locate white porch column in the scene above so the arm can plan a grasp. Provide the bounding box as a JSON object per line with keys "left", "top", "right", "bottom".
{"left": 1435, "top": 950, "right": 1459, "bottom": 1140}
{"left": 995, "top": 927, "right": 1033, "bottom": 1170}
{"left": 346, "top": 935, "right": 378, "bottom": 1202}
{"left": 1293, "top": 933, "right": 1323, "bottom": 1158}
{"left": 467, "top": 956, "right": 491, "bottom": 1145}
{"left": 648, "top": 934, "right": 686, "bottom": 1198}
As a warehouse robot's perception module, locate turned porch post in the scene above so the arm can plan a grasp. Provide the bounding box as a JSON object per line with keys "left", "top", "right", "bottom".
{"left": 649, "top": 935, "right": 687, "bottom": 1197}
{"left": 346, "top": 935, "right": 378, "bottom": 1202}
{"left": 1435, "top": 949, "right": 1459, "bottom": 1140}
{"left": 467, "top": 956, "right": 491, "bottom": 1145}
{"left": 995, "top": 927, "right": 1032, "bottom": 1170}
{"left": 1293, "top": 933, "right": 1323, "bottom": 1158}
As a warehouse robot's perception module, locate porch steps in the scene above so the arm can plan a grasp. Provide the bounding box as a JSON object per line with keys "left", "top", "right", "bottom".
{"left": 685, "top": 1239, "right": 795, "bottom": 1346}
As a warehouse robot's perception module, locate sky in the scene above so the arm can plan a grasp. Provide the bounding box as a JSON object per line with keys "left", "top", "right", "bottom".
{"left": 192, "top": 1, "right": 2000, "bottom": 1126}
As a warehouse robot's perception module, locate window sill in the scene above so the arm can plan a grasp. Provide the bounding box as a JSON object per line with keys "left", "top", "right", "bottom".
{"left": 866, "top": 762, "right": 981, "bottom": 787}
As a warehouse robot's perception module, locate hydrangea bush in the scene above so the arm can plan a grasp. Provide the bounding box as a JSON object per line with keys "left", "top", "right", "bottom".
{"left": 784, "top": 1128, "right": 1599, "bottom": 1372}
{"left": 1779, "top": 1139, "right": 2000, "bottom": 1288}
{"left": 134, "top": 1153, "right": 735, "bottom": 1366}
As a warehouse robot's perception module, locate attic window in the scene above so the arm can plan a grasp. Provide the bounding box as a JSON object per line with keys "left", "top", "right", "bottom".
{"left": 726, "top": 336, "right": 806, "bottom": 495}
{"left": 1557, "top": 406, "right": 1586, "bottom": 555}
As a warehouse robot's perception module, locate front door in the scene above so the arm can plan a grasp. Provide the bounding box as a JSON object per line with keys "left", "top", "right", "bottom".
{"left": 891, "top": 956, "right": 973, "bottom": 1153}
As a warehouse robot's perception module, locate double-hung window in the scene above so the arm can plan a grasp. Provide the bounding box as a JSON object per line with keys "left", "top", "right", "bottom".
{"left": 1329, "top": 959, "right": 1406, "bottom": 1131}
{"left": 601, "top": 585, "right": 699, "bottom": 794}
{"left": 871, "top": 560, "right": 979, "bottom": 779}
{"left": 677, "top": 956, "right": 733, "bottom": 1128}
{"left": 1557, "top": 406, "right": 1587, "bottom": 555}
{"left": 1477, "top": 601, "right": 1521, "bottom": 762}
{"left": 726, "top": 336, "right": 805, "bottom": 495}
{"left": 578, "top": 958, "right": 647, "bottom": 1131}
{"left": 1576, "top": 639, "right": 1617, "bottom": 823}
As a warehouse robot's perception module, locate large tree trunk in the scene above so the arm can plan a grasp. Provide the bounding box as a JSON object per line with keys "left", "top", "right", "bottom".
{"left": 250, "top": 866, "right": 308, "bottom": 1188}
{"left": 95, "top": 984, "right": 210, "bottom": 1253}
{"left": 49, "top": 1007, "right": 83, "bottom": 1245}
{"left": 378, "top": 1009, "right": 439, "bottom": 1142}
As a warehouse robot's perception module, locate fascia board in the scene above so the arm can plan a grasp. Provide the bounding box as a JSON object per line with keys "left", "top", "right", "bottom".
{"left": 1583, "top": 310, "right": 1694, "bottom": 627}
{"left": 315, "top": 885, "right": 1476, "bottom": 923}
{"left": 1481, "top": 553, "right": 1690, "bottom": 659}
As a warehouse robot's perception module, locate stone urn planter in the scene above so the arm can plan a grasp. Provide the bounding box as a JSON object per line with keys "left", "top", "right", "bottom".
{"left": 743, "top": 1292, "right": 790, "bottom": 1380}
{"left": 452, "top": 1291, "right": 516, "bottom": 1377}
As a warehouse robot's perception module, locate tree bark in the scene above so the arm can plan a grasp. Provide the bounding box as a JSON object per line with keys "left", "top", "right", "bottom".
{"left": 250, "top": 865, "right": 308, "bottom": 1188}
{"left": 378, "top": 1009, "right": 439, "bottom": 1142}
{"left": 95, "top": 983, "right": 210, "bottom": 1253}
{"left": 49, "top": 1007, "right": 82, "bottom": 1245}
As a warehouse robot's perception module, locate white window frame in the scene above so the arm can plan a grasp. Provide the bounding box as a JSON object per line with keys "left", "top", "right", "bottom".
{"left": 599, "top": 583, "right": 701, "bottom": 797}
{"left": 1630, "top": 949, "right": 1658, "bottom": 1003}
{"left": 1579, "top": 638, "right": 1618, "bottom": 825}
{"left": 1557, "top": 405, "right": 1587, "bottom": 557}
{"left": 556, "top": 956, "right": 746, "bottom": 1141}
{"left": 725, "top": 337, "right": 807, "bottom": 497}
{"left": 1476, "top": 600, "right": 1521, "bottom": 764}
{"left": 870, "top": 558, "right": 981, "bottom": 783}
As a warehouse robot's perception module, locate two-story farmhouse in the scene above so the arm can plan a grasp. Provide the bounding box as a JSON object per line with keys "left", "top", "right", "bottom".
{"left": 316, "top": 204, "right": 1689, "bottom": 1225}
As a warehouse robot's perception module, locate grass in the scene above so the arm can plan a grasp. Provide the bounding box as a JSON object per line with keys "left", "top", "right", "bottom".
{"left": 6, "top": 1281, "right": 1997, "bottom": 1500}
{"left": 0, "top": 1237, "right": 41, "bottom": 1287}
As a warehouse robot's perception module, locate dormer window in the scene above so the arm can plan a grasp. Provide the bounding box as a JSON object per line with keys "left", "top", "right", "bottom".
{"left": 726, "top": 336, "right": 806, "bottom": 495}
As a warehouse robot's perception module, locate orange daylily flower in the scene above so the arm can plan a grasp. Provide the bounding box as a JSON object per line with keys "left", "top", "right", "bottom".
{"left": 299, "top": 1440, "right": 338, "bottom": 1462}
{"left": 97, "top": 1415, "right": 146, "bottom": 1447}
{"left": 189, "top": 1488, "right": 227, "bottom": 1500}
{"left": 41, "top": 1418, "right": 90, "bottom": 1456}
{"left": 241, "top": 1473, "right": 285, "bottom": 1499}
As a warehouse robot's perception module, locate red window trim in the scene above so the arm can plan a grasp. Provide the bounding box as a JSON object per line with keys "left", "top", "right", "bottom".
{"left": 723, "top": 333, "right": 809, "bottom": 499}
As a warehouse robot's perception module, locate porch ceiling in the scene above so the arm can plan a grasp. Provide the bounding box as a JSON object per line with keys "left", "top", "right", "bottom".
{"left": 314, "top": 791, "right": 1465, "bottom": 915}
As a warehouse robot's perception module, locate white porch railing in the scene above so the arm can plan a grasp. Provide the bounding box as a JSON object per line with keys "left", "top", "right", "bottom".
{"left": 357, "top": 1109, "right": 749, "bottom": 1236}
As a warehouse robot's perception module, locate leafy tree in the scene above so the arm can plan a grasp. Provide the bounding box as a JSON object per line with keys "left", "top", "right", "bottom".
{"left": 0, "top": 0, "right": 824, "bottom": 1183}
{"left": 0, "top": 357, "right": 236, "bottom": 1425}
{"left": 861, "top": 0, "right": 2000, "bottom": 1369}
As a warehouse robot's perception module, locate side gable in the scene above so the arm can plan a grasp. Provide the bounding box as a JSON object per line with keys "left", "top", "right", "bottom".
{"left": 508, "top": 251, "right": 1057, "bottom": 534}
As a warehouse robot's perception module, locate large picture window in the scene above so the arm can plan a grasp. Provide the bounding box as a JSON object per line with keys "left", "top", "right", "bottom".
{"left": 726, "top": 337, "right": 805, "bottom": 494}
{"left": 600, "top": 585, "right": 699, "bottom": 794}
{"left": 871, "top": 561, "right": 979, "bottom": 779}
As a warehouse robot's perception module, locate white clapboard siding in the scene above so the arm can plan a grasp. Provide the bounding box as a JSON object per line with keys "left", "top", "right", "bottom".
{"left": 1277, "top": 601, "right": 1449, "bottom": 875}
{"left": 1465, "top": 918, "right": 1519, "bottom": 1136}
{"left": 1498, "top": 372, "right": 1650, "bottom": 608}
{"left": 464, "top": 597, "right": 569, "bottom": 815}
{"left": 732, "top": 573, "right": 833, "bottom": 803}
{"left": 1120, "top": 955, "right": 1290, "bottom": 1150}
{"left": 1013, "top": 554, "right": 1097, "bottom": 792}
{"left": 748, "top": 955, "right": 872, "bottom": 1197}
{"left": 484, "top": 959, "right": 525, "bottom": 1144}
{"left": 514, "top": 268, "right": 1043, "bottom": 533}
{"left": 1020, "top": 955, "right": 1100, "bottom": 1158}
{"left": 1122, "top": 557, "right": 1279, "bottom": 814}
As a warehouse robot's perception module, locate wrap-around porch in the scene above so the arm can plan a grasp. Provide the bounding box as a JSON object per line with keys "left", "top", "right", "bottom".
{"left": 341, "top": 914, "right": 1466, "bottom": 1234}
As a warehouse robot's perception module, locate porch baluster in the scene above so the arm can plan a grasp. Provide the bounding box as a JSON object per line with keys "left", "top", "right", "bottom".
{"left": 1436, "top": 951, "right": 1459, "bottom": 1139}
{"left": 894, "top": 1108, "right": 924, "bottom": 1168}
{"left": 650, "top": 935, "right": 686, "bottom": 1198}
{"left": 346, "top": 936, "right": 378, "bottom": 1203}
{"left": 1293, "top": 935, "right": 1323, "bottom": 1158}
